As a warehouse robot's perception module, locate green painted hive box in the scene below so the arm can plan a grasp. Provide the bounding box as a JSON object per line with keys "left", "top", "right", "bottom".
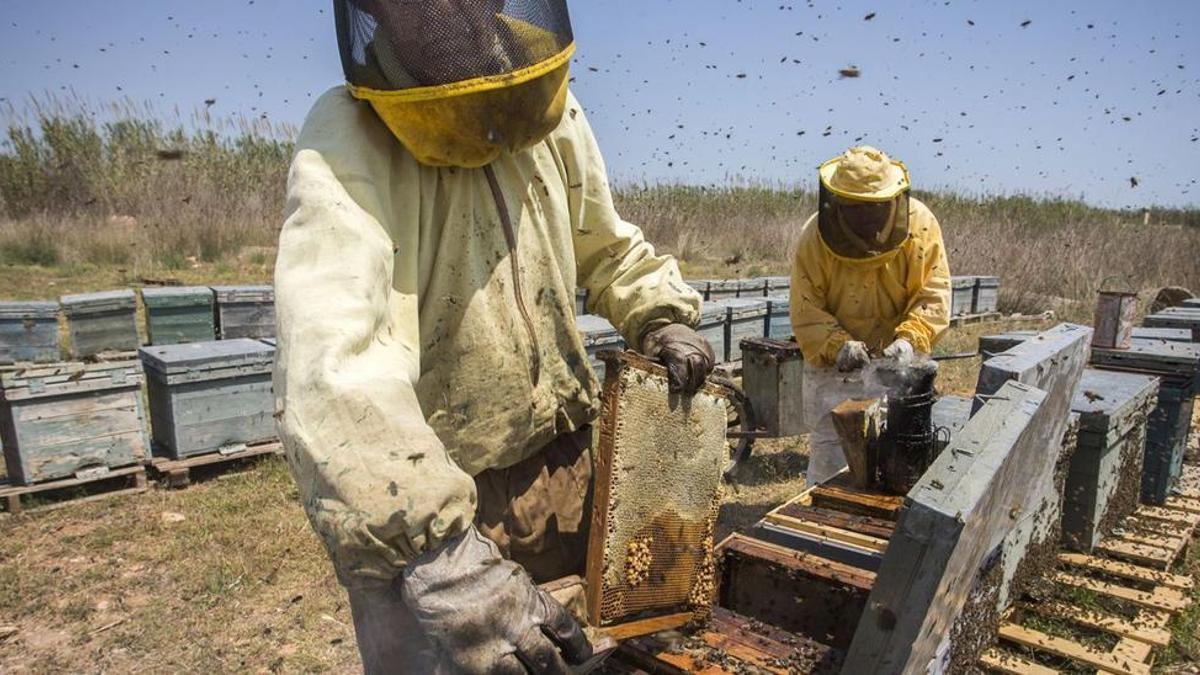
{"left": 1061, "top": 368, "right": 1159, "bottom": 551}
{"left": 0, "top": 361, "right": 148, "bottom": 484}
{"left": 212, "top": 285, "right": 275, "bottom": 340}
{"left": 0, "top": 301, "right": 60, "bottom": 364}
{"left": 142, "top": 286, "right": 216, "bottom": 345}
{"left": 61, "top": 289, "right": 139, "bottom": 358}
{"left": 140, "top": 339, "right": 276, "bottom": 459}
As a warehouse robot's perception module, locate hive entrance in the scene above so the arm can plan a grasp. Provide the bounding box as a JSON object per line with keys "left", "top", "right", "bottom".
{"left": 585, "top": 351, "right": 729, "bottom": 634}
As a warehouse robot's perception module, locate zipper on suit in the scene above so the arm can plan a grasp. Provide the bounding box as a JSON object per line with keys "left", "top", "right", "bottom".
{"left": 483, "top": 164, "right": 542, "bottom": 386}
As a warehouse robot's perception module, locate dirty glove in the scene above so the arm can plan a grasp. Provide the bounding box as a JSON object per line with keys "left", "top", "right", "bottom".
{"left": 642, "top": 323, "right": 717, "bottom": 395}
{"left": 835, "top": 341, "right": 870, "bottom": 372}
{"left": 883, "top": 338, "right": 914, "bottom": 364}
{"left": 400, "top": 526, "right": 592, "bottom": 674}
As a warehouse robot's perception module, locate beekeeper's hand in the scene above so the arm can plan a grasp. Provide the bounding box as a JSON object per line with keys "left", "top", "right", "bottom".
{"left": 835, "top": 341, "right": 871, "bottom": 372}
{"left": 882, "top": 338, "right": 915, "bottom": 364}
{"left": 400, "top": 526, "right": 592, "bottom": 674}
{"left": 642, "top": 323, "right": 716, "bottom": 395}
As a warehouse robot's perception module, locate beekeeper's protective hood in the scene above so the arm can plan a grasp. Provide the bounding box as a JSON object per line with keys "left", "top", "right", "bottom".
{"left": 334, "top": 0, "right": 575, "bottom": 168}
{"left": 818, "top": 146, "right": 912, "bottom": 259}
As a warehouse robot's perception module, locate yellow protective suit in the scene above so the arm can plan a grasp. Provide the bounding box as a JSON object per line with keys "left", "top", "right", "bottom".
{"left": 274, "top": 87, "right": 700, "bottom": 587}
{"left": 789, "top": 197, "right": 951, "bottom": 366}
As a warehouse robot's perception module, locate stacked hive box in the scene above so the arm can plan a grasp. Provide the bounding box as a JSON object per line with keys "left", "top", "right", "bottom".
{"left": 212, "top": 285, "right": 275, "bottom": 339}
{"left": 0, "top": 302, "right": 59, "bottom": 364}
{"left": 705, "top": 280, "right": 740, "bottom": 301}
{"left": 764, "top": 296, "right": 790, "bottom": 339}
{"left": 736, "top": 278, "right": 767, "bottom": 298}
{"left": 684, "top": 280, "right": 709, "bottom": 299}
{"left": 1143, "top": 307, "right": 1200, "bottom": 340}
{"left": 764, "top": 276, "right": 790, "bottom": 298}
{"left": 1061, "top": 368, "right": 1159, "bottom": 550}
{"left": 574, "top": 315, "right": 625, "bottom": 381}
{"left": 1091, "top": 339, "right": 1200, "bottom": 504}
{"left": 574, "top": 287, "right": 588, "bottom": 315}
{"left": 142, "top": 287, "right": 216, "bottom": 345}
{"left": 973, "top": 276, "right": 1000, "bottom": 314}
{"left": 0, "top": 361, "right": 148, "bottom": 484}
{"left": 713, "top": 298, "right": 767, "bottom": 362}
{"left": 61, "top": 290, "right": 139, "bottom": 358}
{"left": 951, "top": 277, "right": 975, "bottom": 316}
{"left": 140, "top": 339, "right": 276, "bottom": 459}
{"left": 695, "top": 304, "right": 728, "bottom": 364}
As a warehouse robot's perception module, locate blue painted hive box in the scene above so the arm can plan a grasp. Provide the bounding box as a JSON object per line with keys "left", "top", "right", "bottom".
{"left": 950, "top": 277, "right": 974, "bottom": 316}
{"left": 0, "top": 301, "right": 60, "bottom": 364}
{"left": 973, "top": 276, "right": 1000, "bottom": 314}
{"left": 142, "top": 286, "right": 216, "bottom": 346}
{"left": 696, "top": 304, "right": 728, "bottom": 365}
{"left": 714, "top": 298, "right": 767, "bottom": 362}
{"left": 1091, "top": 339, "right": 1200, "bottom": 504}
{"left": 765, "top": 296, "right": 791, "bottom": 340}
{"left": 1061, "top": 368, "right": 1159, "bottom": 551}
{"left": 575, "top": 315, "right": 625, "bottom": 381}
{"left": 140, "top": 339, "right": 276, "bottom": 459}
{"left": 0, "top": 361, "right": 148, "bottom": 484}
{"left": 61, "top": 289, "right": 139, "bottom": 358}
{"left": 212, "top": 285, "right": 275, "bottom": 340}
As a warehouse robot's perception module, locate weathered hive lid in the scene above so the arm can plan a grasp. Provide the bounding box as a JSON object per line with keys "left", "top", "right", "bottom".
{"left": 951, "top": 276, "right": 975, "bottom": 289}
{"left": 765, "top": 295, "right": 790, "bottom": 312}
{"left": 1071, "top": 367, "right": 1160, "bottom": 436}
{"left": 712, "top": 297, "right": 767, "bottom": 320}
{"left": 1131, "top": 327, "right": 1192, "bottom": 342}
{"left": 697, "top": 303, "right": 726, "bottom": 325}
{"left": 1092, "top": 338, "right": 1200, "bottom": 391}
{"left": 211, "top": 285, "right": 274, "bottom": 303}
{"left": 764, "top": 276, "right": 790, "bottom": 290}
{"left": 976, "top": 276, "right": 1000, "bottom": 287}
{"left": 139, "top": 338, "right": 274, "bottom": 375}
{"left": 737, "top": 278, "right": 768, "bottom": 293}
{"left": 575, "top": 314, "right": 622, "bottom": 347}
{"left": 707, "top": 279, "right": 740, "bottom": 294}
{"left": 1, "top": 360, "right": 142, "bottom": 400}
{"left": 60, "top": 289, "right": 136, "bottom": 314}
{"left": 141, "top": 286, "right": 214, "bottom": 308}
{"left": 1157, "top": 306, "right": 1200, "bottom": 317}
{"left": 0, "top": 301, "right": 58, "bottom": 319}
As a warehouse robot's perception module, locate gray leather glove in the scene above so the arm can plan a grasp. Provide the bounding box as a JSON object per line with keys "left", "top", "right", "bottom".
{"left": 400, "top": 526, "right": 592, "bottom": 674}
{"left": 835, "top": 340, "right": 871, "bottom": 372}
{"left": 642, "top": 323, "right": 717, "bottom": 395}
{"left": 882, "top": 337, "right": 914, "bottom": 364}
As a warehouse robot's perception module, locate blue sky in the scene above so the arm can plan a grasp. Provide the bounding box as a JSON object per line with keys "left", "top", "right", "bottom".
{"left": 1, "top": 0, "right": 1197, "bottom": 208}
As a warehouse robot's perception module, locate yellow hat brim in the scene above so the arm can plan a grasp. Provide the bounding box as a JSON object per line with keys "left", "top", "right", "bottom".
{"left": 819, "top": 155, "right": 911, "bottom": 202}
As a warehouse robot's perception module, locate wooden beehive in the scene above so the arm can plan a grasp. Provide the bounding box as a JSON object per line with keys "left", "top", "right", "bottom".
{"left": 142, "top": 286, "right": 216, "bottom": 345}
{"left": 1091, "top": 339, "right": 1200, "bottom": 504}
{"left": 973, "top": 276, "right": 1000, "bottom": 314}
{"left": 1142, "top": 309, "right": 1200, "bottom": 341}
{"left": 1061, "top": 368, "right": 1159, "bottom": 551}
{"left": 212, "top": 285, "right": 275, "bottom": 339}
{"left": 736, "top": 278, "right": 768, "bottom": 298}
{"left": 0, "top": 301, "right": 60, "bottom": 364}
{"left": 741, "top": 337, "right": 805, "bottom": 437}
{"left": 706, "top": 279, "right": 740, "bottom": 301}
{"left": 139, "top": 339, "right": 276, "bottom": 459}
{"left": 765, "top": 275, "right": 790, "bottom": 297}
{"left": 574, "top": 287, "right": 589, "bottom": 315}
{"left": 684, "top": 280, "right": 710, "bottom": 300}
{"left": 951, "top": 276, "right": 975, "bottom": 317}
{"left": 586, "top": 352, "right": 730, "bottom": 635}
{"left": 574, "top": 314, "right": 625, "bottom": 381}
{"left": 695, "top": 304, "right": 727, "bottom": 365}
{"left": 61, "top": 289, "right": 139, "bottom": 358}
{"left": 765, "top": 296, "right": 791, "bottom": 340}
{"left": 714, "top": 298, "right": 767, "bottom": 362}
{"left": 0, "top": 361, "right": 148, "bottom": 484}
{"left": 1133, "top": 327, "right": 1193, "bottom": 342}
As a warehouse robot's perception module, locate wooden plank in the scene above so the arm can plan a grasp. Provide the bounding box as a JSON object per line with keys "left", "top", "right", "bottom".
{"left": 998, "top": 623, "right": 1150, "bottom": 675}
{"left": 762, "top": 511, "right": 890, "bottom": 553}
{"left": 775, "top": 502, "right": 896, "bottom": 540}
{"left": 1112, "top": 530, "right": 1185, "bottom": 554}
{"left": 1095, "top": 539, "right": 1175, "bottom": 570}
{"left": 1135, "top": 504, "right": 1200, "bottom": 526}
{"left": 846, "top": 324, "right": 1093, "bottom": 675}
{"left": 1164, "top": 495, "right": 1200, "bottom": 515}
{"left": 979, "top": 647, "right": 1061, "bottom": 675}
{"left": 1051, "top": 571, "right": 1189, "bottom": 612}
{"left": 602, "top": 612, "right": 693, "bottom": 642}
{"left": 1058, "top": 552, "right": 1194, "bottom": 590}
{"left": 810, "top": 479, "right": 904, "bottom": 521}
{"left": 1023, "top": 600, "right": 1171, "bottom": 646}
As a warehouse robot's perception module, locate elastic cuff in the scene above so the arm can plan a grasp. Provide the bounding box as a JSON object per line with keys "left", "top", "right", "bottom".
{"left": 895, "top": 325, "right": 930, "bottom": 353}
{"left": 820, "top": 330, "right": 854, "bottom": 365}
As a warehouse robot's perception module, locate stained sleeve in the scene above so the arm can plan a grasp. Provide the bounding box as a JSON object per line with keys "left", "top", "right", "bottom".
{"left": 552, "top": 93, "right": 701, "bottom": 350}
{"left": 273, "top": 91, "right": 476, "bottom": 588}
{"left": 790, "top": 215, "right": 854, "bottom": 365}
{"left": 893, "top": 210, "right": 951, "bottom": 353}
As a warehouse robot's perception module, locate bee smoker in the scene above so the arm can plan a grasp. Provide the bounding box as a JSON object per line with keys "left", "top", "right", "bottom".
{"left": 877, "top": 360, "right": 946, "bottom": 495}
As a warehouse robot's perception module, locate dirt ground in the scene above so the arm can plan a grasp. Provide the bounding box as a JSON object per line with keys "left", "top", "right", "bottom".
{"left": 0, "top": 316, "right": 1190, "bottom": 674}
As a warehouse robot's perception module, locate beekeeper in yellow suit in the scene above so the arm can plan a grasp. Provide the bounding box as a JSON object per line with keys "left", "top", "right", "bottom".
{"left": 272, "top": 2, "right": 715, "bottom": 673}
{"left": 790, "top": 146, "right": 951, "bottom": 486}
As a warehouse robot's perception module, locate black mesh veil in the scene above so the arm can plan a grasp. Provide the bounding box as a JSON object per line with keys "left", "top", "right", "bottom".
{"left": 334, "top": 0, "right": 574, "bottom": 92}
{"left": 818, "top": 182, "right": 911, "bottom": 259}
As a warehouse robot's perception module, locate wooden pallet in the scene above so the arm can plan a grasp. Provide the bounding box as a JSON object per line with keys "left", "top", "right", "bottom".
{"left": 982, "top": 552, "right": 1188, "bottom": 675}
{"left": 0, "top": 464, "right": 147, "bottom": 514}
{"left": 148, "top": 440, "right": 283, "bottom": 487}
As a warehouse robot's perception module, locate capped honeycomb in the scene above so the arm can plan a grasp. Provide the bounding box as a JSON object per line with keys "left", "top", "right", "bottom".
{"left": 585, "top": 352, "right": 729, "bottom": 631}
